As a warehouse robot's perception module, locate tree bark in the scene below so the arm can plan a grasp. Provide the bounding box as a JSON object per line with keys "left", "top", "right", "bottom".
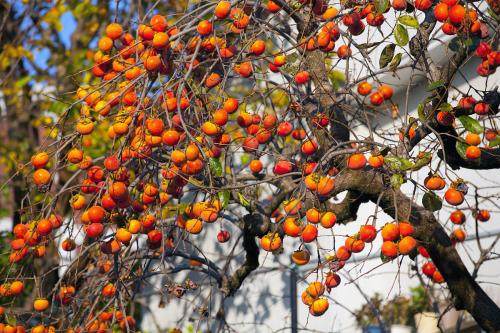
{"left": 332, "top": 169, "right": 500, "bottom": 331}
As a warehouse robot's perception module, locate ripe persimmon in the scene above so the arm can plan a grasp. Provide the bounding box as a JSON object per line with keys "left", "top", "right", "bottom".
{"left": 305, "top": 282, "right": 324, "bottom": 299}
{"left": 98, "top": 36, "right": 113, "bottom": 52}
{"left": 317, "top": 31, "right": 331, "bottom": 48}
{"left": 345, "top": 237, "right": 365, "bottom": 253}
{"left": 302, "top": 290, "right": 314, "bottom": 306}
{"left": 381, "top": 223, "right": 399, "bottom": 241}
{"left": 291, "top": 249, "right": 310, "bottom": 265}
{"left": 85, "top": 223, "right": 104, "bottom": 238}
{"left": 476, "top": 209, "right": 490, "bottom": 222}
{"left": 370, "top": 92, "right": 384, "bottom": 105}
{"left": 185, "top": 218, "right": 203, "bottom": 234}
{"left": 301, "top": 224, "right": 318, "bottom": 243}
{"left": 432, "top": 270, "right": 445, "bottom": 283}
{"left": 215, "top": 1, "right": 231, "bottom": 19}
{"left": 357, "top": 81, "right": 372, "bottom": 95}
{"left": 392, "top": 0, "right": 407, "bottom": 10}
{"left": 304, "top": 173, "right": 319, "bottom": 191}
{"left": 337, "top": 45, "right": 351, "bottom": 59}
{"left": 398, "top": 236, "right": 417, "bottom": 254}
{"left": 61, "top": 238, "right": 76, "bottom": 251}
{"left": 249, "top": 159, "right": 263, "bottom": 173}
{"left": 150, "top": 14, "right": 168, "bottom": 32}
{"left": 295, "top": 71, "right": 310, "bottom": 85}
{"left": 102, "top": 283, "right": 116, "bottom": 297}
{"left": 437, "top": 111, "right": 455, "bottom": 126}
{"left": 267, "top": 0, "right": 281, "bottom": 12}
{"left": 33, "top": 168, "right": 51, "bottom": 186}
{"left": 425, "top": 175, "right": 446, "bottom": 190}
{"left": 359, "top": 225, "right": 377, "bottom": 242}
{"left": 235, "top": 61, "right": 253, "bottom": 77}
{"left": 465, "top": 145, "right": 481, "bottom": 159}
{"left": 320, "top": 212, "right": 336, "bottom": 228}
{"left": 36, "top": 219, "right": 53, "bottom": 236}
{"left": 347, "top": 153, "right": 366, "bottom": 170}
{"left": 301, "top": 139, "right": 317, "bottom": 155}
{"left": 9, "top": 280, "right": 24, "bottom": 295}
{"left": 414, "top": 0, "right": 432, "bottom": 10}
{"left": 434, "top": 3, "right": 449, "bottom": 22}
{"left": 105, "top": 23, "right": 123, "bottom": 40}
{"left": 205, "top": 72, "right": 221, "bottom": 88}
{"left": 33, "top": 298, "right": 49, "bottom": 312}
{"left": 116, "top": 228, "right": 132, "bottom": 244}
{"left": 261, "top": 233, "right": 282, "bottom": 251}
{"left": 197, "top": 20, "right": 213, "bottom": 35}
{"left": 450, "top": 210, "right": 465, "bottom": 224}
{"left": 444, "top": 188, "right": 464, "bottom": 206}
{"left": 398, "top": 221, "right": 414, "bottom": 237}
{"left": 378, "top": 84, "right": 393, "bottom": 99}
{"left": 305, "top": 208, "right": 321, "bottom": 224}
{"left": 451, "top": 228, "right": 466, "bottom": 242}
{"left": 368, "top": 154, "right": 384, "bottom": 168}
{"left": 381, "top": 241, "right": 398, "bottom": 258}
{"left": 32, "top": 152, "right": 49, "bottom": 169}
{"left": 87, "top": 206, "right": 106, "bottom": 224}
{"left": 250, "top": 39, "right": 266, "bottom": 55}
{"left": 442, "top": 22, "right": 458, "bottom": 35}
{"left": 283, "top": 217, "right": 303, "bottom": 237}
{"left": 67, "top": 148, "right": 84, "bottom": 164}
{"left": 336, "top": 245, "right": 351, "bottom": 261}
{"left": 317, "top": 176, "right": 335, "bottom": 195}
{"left": 449, "top": 4, "right": 465, "bottom": 25}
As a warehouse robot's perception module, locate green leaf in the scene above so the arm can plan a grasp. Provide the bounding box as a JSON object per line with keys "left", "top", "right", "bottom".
{"left": 379, "top": 43, "right": 396, "bottom": 69}
{"left": 328, "top": 70, "right": 346, "bottom": 90}
{"left": 489, "top": 136, "right": 500, "bottom": 148}
{"left": 5, "top": 314, "right": 17, "bottom": 326}
{"left": 270, "top": 89, "right": 289, "bottom": 108}
{"left": 455, "top": 141, "right": 468, "bottom": 160}
{"left": 218, "top": 190, "right": 230, "bottom": 208}
{"left": 458, "top": 115, "right": 484, "bottom": 134}
{"left": 417, "top": 103, "right": 426, "bottom": 121}
{"left": 412, "top": 152, "right": 432, "bottom": 171}
{"left": 390, "top": 174, "right": 405, "bottom": 189}
{"left": 464, "top": 37, "right": 480, "bottom": 53}
{"left": 426, "top": 80, "right": 445, "bottom": 91}
{"left": 357, "top": 42, "right": 383, "bottom": 49}
{"left": 394, "top": 24, "right": 409, "bottom": 46}
{"left": 385, "top": 156, "right": 414, "bottom": 171}
{"left": 240, "top": 153, "right": 250, "bottom": 165}
{"left": 209, "top": 158, "right": 223, "bottom": 176}
{"left": 375, "top": 0, "right": 389, "bottom": 13}
{"left": 389, "top": 53, "right": 402, "bottom": 71}
{"left": 237, "top": 192, "right": 251, "bottom": 209}
{"left": 439, "top": 103, "right": 453, "bottom": 112}
{"left": 15, "top": 76, "right": 32, "bottom": 88}
{"left": 422, "top": 192, "right": 442, "bottom": 212}
{"left": 398, "top": 15, "right": 419, "bottom": 28}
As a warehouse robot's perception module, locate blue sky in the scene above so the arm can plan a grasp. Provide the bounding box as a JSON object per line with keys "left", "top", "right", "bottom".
{"left": 26, "top": 9, "right": 77, "bottom": 74}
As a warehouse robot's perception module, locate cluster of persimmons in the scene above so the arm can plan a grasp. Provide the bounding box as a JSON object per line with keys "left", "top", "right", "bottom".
{"left": 2, "top": 0, "right": 498, "bottom": 330}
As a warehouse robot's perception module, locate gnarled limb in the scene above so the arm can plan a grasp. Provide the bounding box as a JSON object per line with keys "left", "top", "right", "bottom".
{"left": 220, "top": 213, "right": 268, "bottom": 297}
{"left": 331, "top": 169, "right": 500, "bottom": 331}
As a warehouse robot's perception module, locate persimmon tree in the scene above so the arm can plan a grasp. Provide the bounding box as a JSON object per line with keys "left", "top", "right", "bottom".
{"left": 1, "top": 0, "right": 499, "bottom": 331}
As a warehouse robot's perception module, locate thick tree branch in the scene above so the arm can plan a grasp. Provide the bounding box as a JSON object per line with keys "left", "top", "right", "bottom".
{"left": 325, "top": 190, "right": 368, "bottom": 224}
{"left": 220, "top": 213, "right": 268, "bottom": 296}
{"left": 331, "top": 169, "right": 500, "bottom": 331}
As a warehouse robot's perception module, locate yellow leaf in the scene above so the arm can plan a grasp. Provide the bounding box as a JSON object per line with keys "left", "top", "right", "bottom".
{"left": 270, "top": 89, "right": 290, "bottom": 108}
